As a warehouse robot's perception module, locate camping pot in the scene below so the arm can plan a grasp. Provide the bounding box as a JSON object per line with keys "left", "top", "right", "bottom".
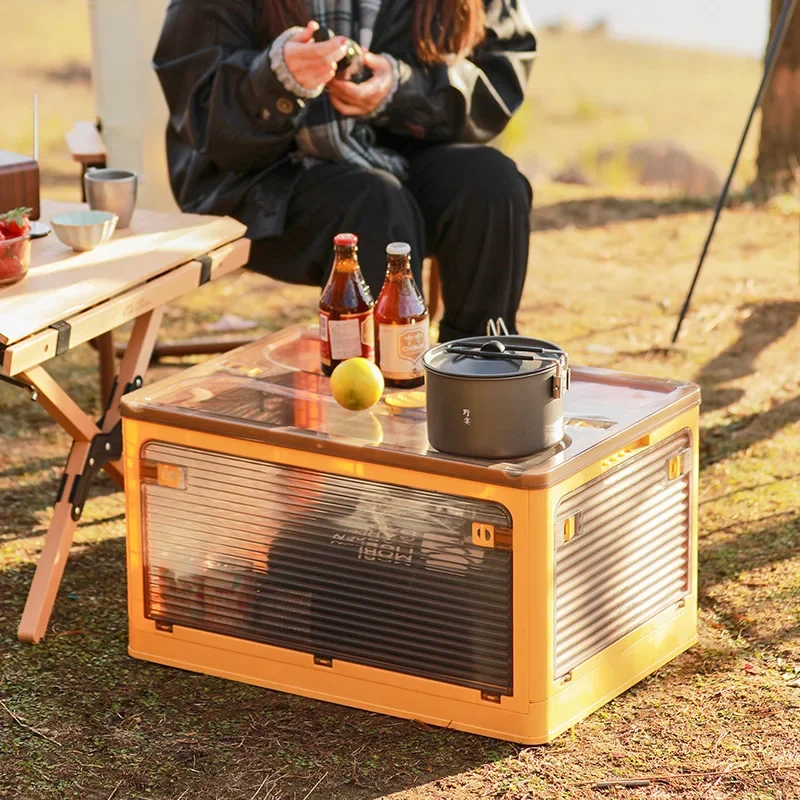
{"left": 422, "top": 328, "right": 570, "bottom": 460}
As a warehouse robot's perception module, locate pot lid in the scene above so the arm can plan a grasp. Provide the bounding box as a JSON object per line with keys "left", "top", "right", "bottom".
{"left": 424, "top": 336, "right": 567, "bottom": 379}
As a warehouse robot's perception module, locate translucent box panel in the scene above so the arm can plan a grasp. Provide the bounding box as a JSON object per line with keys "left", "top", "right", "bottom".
{"left": 554, "top": 432, "right": 692, "bottom": 677}
{"left": 142, "top": 442, "right": 514, "bottom": 694}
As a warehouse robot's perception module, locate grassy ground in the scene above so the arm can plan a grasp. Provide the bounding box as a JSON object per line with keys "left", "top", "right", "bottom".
{"left": 2, "top": 3, "right": 800, "bottom": 799}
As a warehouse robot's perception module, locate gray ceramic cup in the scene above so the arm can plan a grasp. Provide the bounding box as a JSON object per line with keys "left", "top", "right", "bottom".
{"left": 84, "top": 168, "right": 138, "bottom": 228}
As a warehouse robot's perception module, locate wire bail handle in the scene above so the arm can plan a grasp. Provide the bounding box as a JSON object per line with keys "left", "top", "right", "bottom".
{"left": 478, "top": 319, "right": 569, "bottom": 398}
{"left": 486, "top": 318, "right": 510, "bottom": 337}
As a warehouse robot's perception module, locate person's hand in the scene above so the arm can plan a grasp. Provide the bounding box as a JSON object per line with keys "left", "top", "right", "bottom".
{"left": 284, "top": 21, "right": 350, "bottom": 91}
{"left": 328, "top": 52, "right": 394, "bottom": 116}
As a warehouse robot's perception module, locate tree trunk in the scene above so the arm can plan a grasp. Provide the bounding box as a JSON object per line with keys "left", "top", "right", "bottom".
{"left": 757, "top": 0, "right": 800, "bottom": 193}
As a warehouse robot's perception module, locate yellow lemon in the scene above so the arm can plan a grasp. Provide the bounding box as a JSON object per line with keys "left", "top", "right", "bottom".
{"left": 329, "top": 358, "right": 385, "bottom": 411}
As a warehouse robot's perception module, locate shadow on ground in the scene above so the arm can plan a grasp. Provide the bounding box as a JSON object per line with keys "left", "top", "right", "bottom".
{"left": 700, "top": 394, "right": 800, "bottom": 468}
{"left": 700, "top": 512, "right": 800, "bottom": 589}
{"left": 690, "top": 300, "right": 800, "bottom": 467}
{"left": 0, "top": 472, "right": 120, "bottom": 543}
{"left": 699, "top": 509, "right": 800, "bottom": 653}
{"left": 0, "top": 539, "right": 511, "bottom": 800}
{"left": 696, "top": 300, "right": 800, "bottom": 412}
{"left": 533, "top": 194, "right": 717, "bottom": 232}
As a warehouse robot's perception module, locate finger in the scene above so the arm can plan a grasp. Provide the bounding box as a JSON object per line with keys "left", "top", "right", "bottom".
{"left": 363, "top": 52, "right": 393, "bottom": 79}
{"left": 328, "top": 90, "right": 366, "bottom": 112}
{"left": 291, "top": 48, "right": 347, "bottom": 77}
{"left": 328, "top": 79, "right": 368, "bottom": 103}
{"left": 294, "top": 62, "right": 336, "bottom": 87}
{"left": 290, "top": 20, "right": 320, "bottom": 43}
{"left": 329, "top": 94, "right": 365, "bottom": 117}
{"left": 308, "top": 65, "right": 337, "bottom": 86}
{"left": 285, "top": 39, "right": 347, "bottom": 68}
{"left": 331, "top": 76, "right": 390, "bottom": 108}
{"left": 327, "top": 79, "right": 351, "bottom": 97}
{"left": 303, "top": 38, "right": 350, "bottom": 60}
{"left": 362, "top": 50, "right": 385, "bottom": 70}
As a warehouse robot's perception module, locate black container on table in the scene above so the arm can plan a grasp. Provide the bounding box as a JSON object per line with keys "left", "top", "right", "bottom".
{"left": 423, "top": 335, "right": 570, "bottom": 460}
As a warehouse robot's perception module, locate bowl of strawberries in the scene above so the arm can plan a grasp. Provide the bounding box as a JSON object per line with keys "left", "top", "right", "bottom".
{"left": 0, "top": 207, "right": 33, "bottom": 287}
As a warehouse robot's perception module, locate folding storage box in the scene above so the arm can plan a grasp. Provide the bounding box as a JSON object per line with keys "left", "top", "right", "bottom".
{"left": 121, "top": 324, "right": 700, "bottom": 743}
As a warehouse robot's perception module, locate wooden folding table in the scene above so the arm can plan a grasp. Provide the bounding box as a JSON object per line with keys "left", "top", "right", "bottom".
{"left": 0, "top": 200, "right": 250, "bottom": 643}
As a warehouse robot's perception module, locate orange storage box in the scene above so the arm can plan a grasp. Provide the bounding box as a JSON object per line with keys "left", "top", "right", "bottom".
{"left": 120, "top": 324, "right": 700, "bottom": 744}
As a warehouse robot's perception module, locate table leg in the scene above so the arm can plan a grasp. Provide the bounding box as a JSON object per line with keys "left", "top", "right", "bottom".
{"left": 98, "top": 309, "right": 163, "bottom": 480}
{"left": 106, "top": 309, "right": 163, "bottom": 429}
{"left": 94, "top": 332, "right": 116, "bottom": 404}
{"left": 16, "top": 308, "right": 164, "bottom": 643}
{"left": 21, "top": 365, "right": 122, "bottom": 487}
{"left": 17, "top": 441, "right": 91, "bottom": 643}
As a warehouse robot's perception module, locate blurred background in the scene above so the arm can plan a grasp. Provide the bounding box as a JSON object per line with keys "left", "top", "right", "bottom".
{"left": 1, "top": 0, "right": 786, "bottom": 206}
{"left": 532, "top": 1, "right": 769, "bottom": 56}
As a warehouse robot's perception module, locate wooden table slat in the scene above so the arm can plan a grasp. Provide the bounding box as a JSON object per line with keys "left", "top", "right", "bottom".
{"left": 0, "top": 201, "right": 247, "bottom": 345}
{"left": 3, "top": 239, "right": 250, "bottom": 377}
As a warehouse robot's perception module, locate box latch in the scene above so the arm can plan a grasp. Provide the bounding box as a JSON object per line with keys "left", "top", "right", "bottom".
{"left": 563, "top": 516, "right": 576, "bottom": 543}
{"left": 141, "top": 460, "right": 187, "bottom": 489}
{"left": 667, "top": 449, "right": 691, "bottom": 481}
{"left": 157, "top": 463, "right": 186, "bottom": 490}
{"left": 471, "top": 522, "right": 512, "bottom": 550}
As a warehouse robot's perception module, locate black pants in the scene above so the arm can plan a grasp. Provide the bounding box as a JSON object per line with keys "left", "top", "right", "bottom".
{"left": 247, "top": 143, "right": 532, "bottom": 342}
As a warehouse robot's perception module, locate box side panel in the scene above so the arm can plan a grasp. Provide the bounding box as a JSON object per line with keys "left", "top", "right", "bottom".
{"left": 129, "top": 624, "right": 536, "bottom": 743}
{"left": 528, "top": 407, "right": 699, "bottom": 740}
{"left": 123, "top": 418, "right": 147, "bottom": 649}
{"left": 553, "top": 429, "right": 693, "bottom": 678}
{"left": 124, "top": 420, "right": 532, "bottom": 718}
{"left": 530, "top": 602, "right": 698, "bottom": 744}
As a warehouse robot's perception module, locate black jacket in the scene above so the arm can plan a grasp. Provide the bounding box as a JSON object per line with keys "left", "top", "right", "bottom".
{"left": 153, "top": 0, "right": 537, "bottom": 240}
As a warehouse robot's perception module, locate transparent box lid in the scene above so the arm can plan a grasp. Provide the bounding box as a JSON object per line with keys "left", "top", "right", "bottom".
{"left": 121, "top": 325, "right": 700, "bottom": 488}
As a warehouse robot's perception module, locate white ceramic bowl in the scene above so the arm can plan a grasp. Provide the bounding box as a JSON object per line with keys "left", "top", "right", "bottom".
{"left": 50, "top": 210, "right": 119, "bottom": 252}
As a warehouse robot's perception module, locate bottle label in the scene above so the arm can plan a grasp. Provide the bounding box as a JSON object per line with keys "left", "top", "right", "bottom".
{"left": 320, "top": 309, "right": 375, "bottom": 364}
{"left": 361, "top": 314, "right": 374, "bottom": 349}
{"left": 378, "top": 319, "right": 429, "bottom": 380}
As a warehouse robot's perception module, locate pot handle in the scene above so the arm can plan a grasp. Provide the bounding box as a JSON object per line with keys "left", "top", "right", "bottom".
{"left": 550, "top": 354, "right": 571, "bottom": 399}
{"left": 485, "top": 318, "right": 570, "bottom": 398}
{"left": 486, "top": 318, "right": 510, "bottom": 337}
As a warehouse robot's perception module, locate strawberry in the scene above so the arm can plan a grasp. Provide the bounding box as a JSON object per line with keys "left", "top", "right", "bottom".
{"left": 0, "top": 256, "right": 22, "bottom": 280}
{"left": 0, "top": 207, "right": 32, "bottom": 239}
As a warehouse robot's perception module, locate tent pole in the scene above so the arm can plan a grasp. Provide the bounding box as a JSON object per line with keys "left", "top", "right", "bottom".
{"left": 671, "top": 0, "right": 799, "bottom": 344}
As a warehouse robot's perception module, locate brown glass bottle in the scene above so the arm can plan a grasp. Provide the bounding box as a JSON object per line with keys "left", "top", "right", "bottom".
{"left": 319, "top": 233, "right": 375, "bottom": 376}
{"left": 374, "top": 242, "right": 429, "bottom": 388}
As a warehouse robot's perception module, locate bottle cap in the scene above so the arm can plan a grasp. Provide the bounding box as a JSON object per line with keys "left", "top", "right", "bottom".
{"left": 334, "top": 233, "right": 358, "bottom": 247}
{"left": 386, "top": 242, "right": 411, "bottom": 256}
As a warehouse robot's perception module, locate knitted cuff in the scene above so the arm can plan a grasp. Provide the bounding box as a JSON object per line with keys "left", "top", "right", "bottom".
{"left": 365, "top": 53, "right": 401, "bottom": 120}
{"left": 269, "top": 27, "right": 325, "bottom": 100}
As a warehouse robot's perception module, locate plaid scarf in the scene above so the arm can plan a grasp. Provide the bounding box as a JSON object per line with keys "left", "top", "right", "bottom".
{"left": 294, "top": 0, "right": 408, "bottom": 178}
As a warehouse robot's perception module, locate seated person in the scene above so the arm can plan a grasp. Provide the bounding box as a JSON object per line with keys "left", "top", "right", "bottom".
{"left": 154, "top": 0, "right": 536, "bottom": 342}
